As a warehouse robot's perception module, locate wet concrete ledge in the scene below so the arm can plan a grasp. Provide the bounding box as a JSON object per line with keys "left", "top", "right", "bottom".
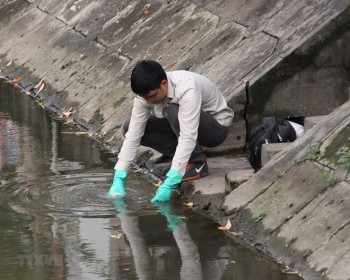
{"left": 0, "top": 0, "right": 350, "bottom": 279}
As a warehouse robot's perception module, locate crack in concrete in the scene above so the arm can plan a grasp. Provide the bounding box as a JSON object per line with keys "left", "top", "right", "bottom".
{"left": 240, "top": 34, "right": 280, "bottom": 84}
{"left": 261, "top": 30, "right": 280, "bottom": 40}
{"left": 313, "top": 219, "right": 350, "bottom": 254}
{"left": 36, "top": 4, "right": 49, "bottom": 15}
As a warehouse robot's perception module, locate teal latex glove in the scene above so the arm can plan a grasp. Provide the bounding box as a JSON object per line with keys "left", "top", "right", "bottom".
{"left": 113, "top": 197, "right": 127, "bottom": 214}
{"left": 154, "top": 202, "right": 183, "bottom": 231}
{"left": 108, "top": 170, "right": 128, "bottom": 198}
{"left": 151, "top": 169, "right": 182, "bottom": 203}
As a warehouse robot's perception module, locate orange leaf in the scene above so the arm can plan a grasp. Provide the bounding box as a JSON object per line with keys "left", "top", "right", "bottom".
{"left": 14, "top": 85, "right": 21, "bottom": 92}
{"left": 217, "top": 219, "right": 232, "bottom": 231}
{"left": 11, "top": 76, "right": 22, "bottom": 83}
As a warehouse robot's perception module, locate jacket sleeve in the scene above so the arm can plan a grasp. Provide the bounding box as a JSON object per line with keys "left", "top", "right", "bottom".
{"left": 170, "top": 87, "right": 202, "bottom": 176}
{"left": 115, "top": 98, "right": 151, "bottom": 172}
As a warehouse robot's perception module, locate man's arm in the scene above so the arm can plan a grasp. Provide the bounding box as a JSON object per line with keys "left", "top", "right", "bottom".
{"left": 109, "top": 98, "right": 151, "bottom": 198}
{"left": 150, "top": 87, "right": 202, "bottom": 202}
{"left": 170, "top": 87, "right": 202, "bottom": 175}
{"left": 115, "top": 98, "right": 152, "bottom": 172}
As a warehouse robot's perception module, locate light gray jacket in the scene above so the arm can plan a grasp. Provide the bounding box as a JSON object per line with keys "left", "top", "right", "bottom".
{"left": 115, "top": 70, "right": 234, "bottom": 176}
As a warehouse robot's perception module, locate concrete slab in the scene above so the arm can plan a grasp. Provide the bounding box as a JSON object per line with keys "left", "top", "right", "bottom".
{"left": 119, "top": 2, "right": 197, "bottom": 60}
{"left": 193, "top": 32, "right": 278, "bottom": 100}
{"left": 308, "top": 222, "right": 350, "bottom": 280}
{"left": 176, "top": 21, "right": 246, "bottom": 74}
{"left": 76, "top": 68, "right": 134, "bottom": 133}
{"left": 0, "top": 7, "right": 48, "bottom": 55}
{"left": 245, "top": 161, "right": 331, "bottom": 233}
{"left": 145, "top": 11, "right": 219, "bottom": 69}
{"left": 74, "top": 0, "right": 130, "bottom": 37}
{"left": 0, "top": 0, "right": 28, "bottom": 31}
{"left": 94, "top": 1, "right": 166, "bottom": 47}
{"left": 276, "top": 181, "right": 350, "bottom": 252}
{"left": 45, "top": 40, "right": 105, "bottom": 90}
{"left": 38, "top": 0, "right": 68, "bottom": 14}
{"left": 225, "top": 169, "right": 255, "bottom": 193}
{"left": 203, "top": 0, "right": 286, "bottom": 30}
{"left": 304, "top": 115, "right": 327, "bottom": 131}
{"left": 56, "top": 0, "right": 102, "bottom": 28}
{"left": 265, "top": 181, "right": 350, "bottom": 279}
{"left": 261, "top": 142, "right": 291, "bottom": 166}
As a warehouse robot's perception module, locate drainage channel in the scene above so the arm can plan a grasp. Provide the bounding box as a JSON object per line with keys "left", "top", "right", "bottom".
{"left": 0, "top": 81, "right": 300, "bottom": 279}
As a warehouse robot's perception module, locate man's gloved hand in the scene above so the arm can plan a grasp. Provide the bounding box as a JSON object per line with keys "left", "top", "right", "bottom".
{"left": 150, "top": 169, "right": 182, "bottom": 203}
{"left": 113, "top": 197, "right": 127, "bottom": 214}
{"left": 153, "top": 201, "right": 183, "bottom": 231}
{"left": 108, "top": 170, "right": 128, "bottom": 198}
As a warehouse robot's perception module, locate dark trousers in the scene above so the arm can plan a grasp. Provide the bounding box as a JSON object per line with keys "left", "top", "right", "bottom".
{"left": 123, "top": 104, "right": 229, "bottom": 162}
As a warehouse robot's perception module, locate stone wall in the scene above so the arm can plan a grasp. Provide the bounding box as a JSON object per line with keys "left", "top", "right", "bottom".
{"left": 0, "top": 0, "right": 349, "bottom": 153}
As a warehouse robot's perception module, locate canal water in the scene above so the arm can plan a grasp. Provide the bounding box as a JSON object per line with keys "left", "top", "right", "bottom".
{"left": 0, "top": 81, "right": 299, "bottom": 280}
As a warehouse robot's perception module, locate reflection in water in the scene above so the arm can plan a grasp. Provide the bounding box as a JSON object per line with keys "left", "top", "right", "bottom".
{"left": 114, "top": 199, "right": 204, "bottom": 280}
{"left": 0, "top": 112, "right": 20, "bottom": 167}
{"left": 50, "top": 120, "right": 59, "bottom": 175}
{"left": 155, "top": 202, "right": 203, "bottom": 280}
{"left": 113, "top": 198, "right": 205, "bottom": 280}
{"left": 0, "top": 81, "right": 300, "bottom": 280}
{"left": 114, "top": 198, "right": 152, "bottom": 279}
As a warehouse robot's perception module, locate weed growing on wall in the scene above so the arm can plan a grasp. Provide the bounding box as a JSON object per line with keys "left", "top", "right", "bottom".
{"left": 254, "top": 209, "right": 267, "bottom": 222}
{"left": 307, "top": 146, "right": 321, "bottom": 161}
{"left": 337, "top": 147, "right": 350, "bottom": 170}
{"left": 320, "top": 171, "right": 338, "bottom": 187}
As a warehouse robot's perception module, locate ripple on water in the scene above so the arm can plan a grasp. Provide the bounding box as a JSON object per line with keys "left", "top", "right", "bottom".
{"left": 4, "top": 172, "right": 114, "bottom": 217}
{"left": 2, "top": 171, "right": 155, "bottom": 217}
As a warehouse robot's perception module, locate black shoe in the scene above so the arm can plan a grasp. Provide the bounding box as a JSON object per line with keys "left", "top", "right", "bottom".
{"left": 182, "top": 160, "right": 209, "bottom": 182}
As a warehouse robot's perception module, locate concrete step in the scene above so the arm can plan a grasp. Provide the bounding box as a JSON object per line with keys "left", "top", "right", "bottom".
{"left": 304, "top": 115, "right": 327, "bottom": 131}
{"left": 191, "top": 156, "right": 253, "bottom": 195}
{"left": 225, "top": 169, "right": 255, "bottom": 193}
{"left": 261, "top": 142, "right": 292, "bottom": 167}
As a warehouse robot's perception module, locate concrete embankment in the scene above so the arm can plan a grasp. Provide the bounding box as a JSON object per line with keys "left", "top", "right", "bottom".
{"left": 0, "top": 0, "right": 350, "bottom": 279}
{"left": 224, "top": 101, "right": 350, "bottom": 280}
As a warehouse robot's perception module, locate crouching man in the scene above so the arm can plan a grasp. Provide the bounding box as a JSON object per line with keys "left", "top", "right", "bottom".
{"left": 108, "top": 60, "right": 234, "bottom": 202}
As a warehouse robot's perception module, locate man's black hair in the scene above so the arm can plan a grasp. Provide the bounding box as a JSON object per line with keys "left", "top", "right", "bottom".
{"left": 130, "top": 60, "right": 167, "bottom": 96}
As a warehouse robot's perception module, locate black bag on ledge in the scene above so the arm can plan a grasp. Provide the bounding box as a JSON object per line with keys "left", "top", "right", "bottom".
{"left": 248, "top": 116, "right": 297, "bottom": 171}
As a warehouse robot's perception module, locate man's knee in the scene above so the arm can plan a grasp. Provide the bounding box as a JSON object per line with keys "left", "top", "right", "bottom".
{"left": 122, "top": 118, "right": 131, "bottom": 137}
